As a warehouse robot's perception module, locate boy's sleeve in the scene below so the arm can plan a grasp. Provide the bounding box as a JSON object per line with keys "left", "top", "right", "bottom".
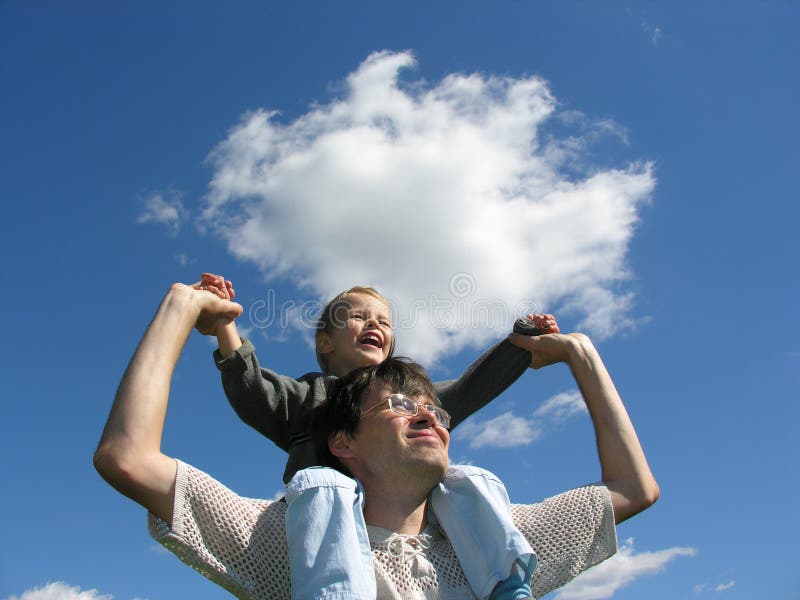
{"left": 214, "top": 338, "right": 313, "bottom": 453}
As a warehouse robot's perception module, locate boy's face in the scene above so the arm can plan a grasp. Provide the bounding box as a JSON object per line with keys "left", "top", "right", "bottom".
{"left": 317, "top": 293, "right": 394, "bottom": 377}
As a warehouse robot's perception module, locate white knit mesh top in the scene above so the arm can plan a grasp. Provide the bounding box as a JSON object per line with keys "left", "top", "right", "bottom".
{"left": 149, "top": 461, "right": 617, "bottom": 599}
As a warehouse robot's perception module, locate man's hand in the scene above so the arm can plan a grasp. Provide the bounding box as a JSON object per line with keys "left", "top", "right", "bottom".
{"left": 508, "top": 330, "right": 588, "bottom": 370}
{"left": 187, "top": 281, "right": 243, "bottom": 335}
{"left": 194, "top": 274, "right": 240, "bottom": 336}
{"left": 511, "top": 313, "right": 561, "bottom": 368}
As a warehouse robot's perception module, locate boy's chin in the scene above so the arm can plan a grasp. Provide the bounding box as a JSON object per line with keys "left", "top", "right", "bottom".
{"left": 361, "top": 355, "right": 386, "bottom": 366}
{"left": 356, "top": 347, "right": 387, "bottom": 362}
{"left": 341, "top": 352, "right": 386, "bottom": 373}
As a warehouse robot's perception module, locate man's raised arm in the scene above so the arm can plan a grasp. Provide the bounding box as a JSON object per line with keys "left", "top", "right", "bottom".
{"left": 509, "top": 332, "right": 660, "bottom": 523}
{"left": 93, "top": 283, "right": 242, "bottom": 524}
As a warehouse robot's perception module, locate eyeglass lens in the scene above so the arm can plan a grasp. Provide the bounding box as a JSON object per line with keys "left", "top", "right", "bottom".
{"left": 388, "top": 394, "right": 450, "bottom": 427}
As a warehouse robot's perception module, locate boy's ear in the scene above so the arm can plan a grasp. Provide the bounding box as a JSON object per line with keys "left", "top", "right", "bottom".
{"left": 316, "top": 332, "right": 333, "bottom": 355}
{"left": 329, "top": 431, "right": 355, "bottom": 460}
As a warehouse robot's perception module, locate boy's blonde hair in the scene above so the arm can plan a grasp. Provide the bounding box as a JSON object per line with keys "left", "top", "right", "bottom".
{"left": 315, "top": 286, "right": 395, "bottom": 373}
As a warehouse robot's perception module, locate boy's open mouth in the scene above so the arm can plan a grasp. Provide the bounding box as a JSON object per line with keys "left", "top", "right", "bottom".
{"left": 359, "top": 333, "right": 383, "bottom": 348}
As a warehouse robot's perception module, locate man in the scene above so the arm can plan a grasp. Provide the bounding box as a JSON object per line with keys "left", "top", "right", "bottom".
{"left": 94, "top": 282, "right": 659, "bottom": 599}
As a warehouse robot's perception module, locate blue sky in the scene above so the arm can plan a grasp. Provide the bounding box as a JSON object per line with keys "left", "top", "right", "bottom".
{"left": 2, "top": 2, "right": 798, "bottom": 599}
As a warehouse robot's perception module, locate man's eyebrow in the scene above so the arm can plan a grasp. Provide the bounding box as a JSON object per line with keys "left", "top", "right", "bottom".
{"left": 398, "top": 392, "right": 441, "bottom": 407}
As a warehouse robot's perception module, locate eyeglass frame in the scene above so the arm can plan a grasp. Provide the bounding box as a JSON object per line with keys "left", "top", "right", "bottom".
{"left": 360, "top": 393, "right": 452, "bottom": 429}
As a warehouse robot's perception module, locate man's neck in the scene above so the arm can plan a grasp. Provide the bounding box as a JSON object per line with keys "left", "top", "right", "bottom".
{"left": 361, "top": 483, "right": 430, "bottom": 535}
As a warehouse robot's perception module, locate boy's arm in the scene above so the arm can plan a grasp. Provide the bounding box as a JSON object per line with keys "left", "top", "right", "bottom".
{"left": 201, "top": 272, "right": 289, "bottom": 447}
{"left": 436, "top": 316, "right": 554, "bottom": 429}
{"left": 214, "top": 340, "right": 319, "bottom": 453}
{"left": 216, "top": 320, "right": 244, "bottom": 358}
{"left": 200, "top": 274, "right": 315, "bottom": 455}
{"left": 93, "top": 283, "right": 243, "bottom": 525}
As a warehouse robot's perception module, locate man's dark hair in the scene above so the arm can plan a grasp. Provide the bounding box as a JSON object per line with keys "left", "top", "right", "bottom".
{"left": 312, "top": 357, "right": 437, "bottom": 476}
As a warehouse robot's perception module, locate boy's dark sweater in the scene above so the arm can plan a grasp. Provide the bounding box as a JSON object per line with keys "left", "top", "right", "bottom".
{"left": 214, "top": 320, "right": 542, "bottom": 483}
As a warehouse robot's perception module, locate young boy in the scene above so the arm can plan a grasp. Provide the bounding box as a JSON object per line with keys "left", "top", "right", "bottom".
{"left": 200, "top": 273, "right": 558, "bottom": 599}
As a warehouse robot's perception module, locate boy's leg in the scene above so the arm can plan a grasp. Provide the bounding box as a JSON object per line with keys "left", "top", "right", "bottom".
{"left": 430, "top": 465, "right": 537, "bottom": 600}
{"left": 285, "top": 467, "right": 376, "bottom": 600}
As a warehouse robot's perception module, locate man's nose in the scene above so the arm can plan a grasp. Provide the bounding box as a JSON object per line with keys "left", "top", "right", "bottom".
{"left": 410, "top": 407, "right": 436, "bottom": 427}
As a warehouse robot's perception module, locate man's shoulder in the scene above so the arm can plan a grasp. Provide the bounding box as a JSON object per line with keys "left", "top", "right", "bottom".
{"left": 174, "top": 460, "right": 287, "bottom": 518}
{"left": 149, "top": 461, "right": 292, "bottom": 598}
{"left": 151, "top": 460, "right": 289, "bottom": 549}
{"left": 511, "top": 483, "right": 612, "bottom": 523}
{"left": 510, "top": 484, "right": 615, "bottom": 557}
{"left": 512, "top": 484, "right": 617, "bottom": 599}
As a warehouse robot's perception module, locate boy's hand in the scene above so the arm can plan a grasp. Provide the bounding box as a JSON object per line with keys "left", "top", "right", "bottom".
{"left": 201, "top": 272, "right": 235, "bottom": 301}
{"left": 523, "top": 313, "right": 559, "bottom": 335}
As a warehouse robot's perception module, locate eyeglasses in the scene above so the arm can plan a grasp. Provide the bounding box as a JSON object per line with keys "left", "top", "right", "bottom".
{"left": 361, "top": 393, "right": 451, "bottom": 429}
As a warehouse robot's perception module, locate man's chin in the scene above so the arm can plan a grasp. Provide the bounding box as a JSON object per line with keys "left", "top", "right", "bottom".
{"left": 416, "top": 456, "right": 449, "bottom": 486}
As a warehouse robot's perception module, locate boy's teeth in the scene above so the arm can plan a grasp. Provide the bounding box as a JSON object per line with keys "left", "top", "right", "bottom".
{"left": 361, "top": 335, "right": 380, "bottom": 347}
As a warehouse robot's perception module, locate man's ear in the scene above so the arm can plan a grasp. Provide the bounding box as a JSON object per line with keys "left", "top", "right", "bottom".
{"left": 329, "top": 431, "right": 355, "bottom": 460}
{"left": 317, "top": 332, "right": 333, "bottom": 355}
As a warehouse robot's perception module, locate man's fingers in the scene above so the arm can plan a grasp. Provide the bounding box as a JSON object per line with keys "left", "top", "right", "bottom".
{"left": 227, "top": 301, "right": 244, "bottom": 318}
{"left": 508, "top": 331, "right": 539, "bottom": 350}
{"left": 211, "top": 296, "right": 243, "bottom": 318}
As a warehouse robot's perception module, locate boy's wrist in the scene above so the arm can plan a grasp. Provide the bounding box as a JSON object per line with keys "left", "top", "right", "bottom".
{"left": 215, "top": 318, "right": 237, "bottom": 334}
{"left": 216, "top": 319, "right": 243, "bottom": 357}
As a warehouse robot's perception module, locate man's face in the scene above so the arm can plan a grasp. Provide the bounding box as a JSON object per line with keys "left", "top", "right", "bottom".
{"left": 344, "top": 381, "right": 449, "bottom": 488}
{"left": 317, "top": 293, "right": 394, "bottom": 377}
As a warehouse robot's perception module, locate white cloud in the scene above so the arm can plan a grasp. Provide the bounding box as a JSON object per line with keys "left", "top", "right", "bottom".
{"left": 455, "top": 411, "right": 542, "bottom": 449}
{"left": 715, "top": 581, "right": 736, "bottom": 592}
{"left": 554, "top": 538, "right": 697, "bottom": 600}
{"left": 652, "top": 27, "right": 662, "bottom": 47}
{"left": 695, "top": 579, "right": 737, "bottom": 593}
{"left": 137, "top": 190, "right": 185, "bottom": 233}
{"left": 149, "top": 542, "right": 171, "bottom": 555}
{"left": 641, "top": 22, "right": 663, "bottom": 47}
{"left": 202, "top": 50, "right": 655, "bottom": 364}
{"left": 455, "top": 388, "right": 585, "bottom": 449}
{"left": 5, "top": 581, "right": 112, "bottom": 600}
{"left": 532, "top": 390, "right": 586, "bottom": 422}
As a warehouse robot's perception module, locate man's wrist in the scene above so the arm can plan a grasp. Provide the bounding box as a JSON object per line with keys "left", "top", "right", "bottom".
{"left": 165, "top": 284, "right": 202, "bottom": 321}
{"left": 566, "top": 333, "right": 596, "bottom": 367}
